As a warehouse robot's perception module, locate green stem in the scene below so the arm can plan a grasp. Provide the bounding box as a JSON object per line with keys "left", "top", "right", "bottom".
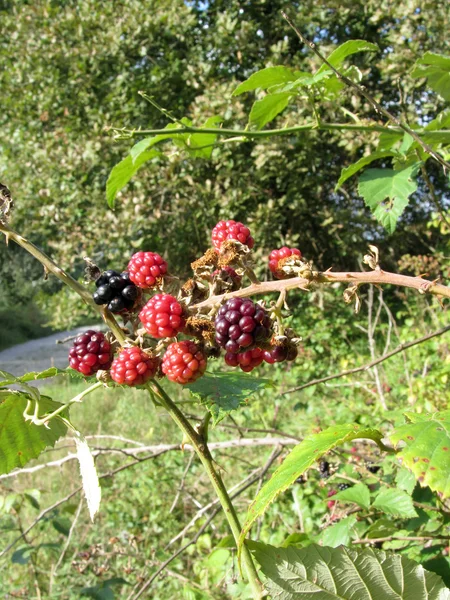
{"left": 148, "top": 380, "right": 263, "bottom": 599}
{"left": 115, "top": 122, "right": 448, "bottom": 140}
{"left": 0, "top": 223, "right": 128, "bottom": 346}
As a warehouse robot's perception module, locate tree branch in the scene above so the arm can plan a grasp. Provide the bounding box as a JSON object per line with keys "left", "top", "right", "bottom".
{"left": 283, "top": 324, "right": 450, "bottom": 395}
{"left": 281, "top": 11, "right": 450, "bottom": 172}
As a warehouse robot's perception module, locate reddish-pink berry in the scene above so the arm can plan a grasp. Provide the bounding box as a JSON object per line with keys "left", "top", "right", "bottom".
{"left": 211, "top": 220, "right": 254, "bottom": 251}
{"left": 128, "top": 251, "right": 168, "bottom": 289}
{"left": 110, "top": 347, "right": 159, "bottom": 386}
{"left": 269, "top": 247, "right": 302, "bottom": 279}
{"left": 139, "top": 294, "right": 185, "bottom": 338}
{"left": 161, "top": 341, "right": 207, "bottom": 384}
{"left": 225, "top": 347, "right": 264, "bottom": 372}
{"left": 69, "top": 330, "right": 112, "bottom": 376}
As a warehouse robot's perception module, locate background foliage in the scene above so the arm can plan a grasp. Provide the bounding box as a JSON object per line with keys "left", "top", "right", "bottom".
{"left": 0, "top": 0, "right": 449, "bottom": 598}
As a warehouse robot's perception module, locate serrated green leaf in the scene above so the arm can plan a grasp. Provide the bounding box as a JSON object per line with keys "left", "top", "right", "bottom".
{"left": 411, "top": 52, "right": 450, "bottom": 101}
{"left": 358, "top": 165, "right": 419, "bottom": 233}
{"left": 106, "top": 148, "right": 160, "bottom": 208}
{"left": 0, "top": 393, "right": 68, "bottom": 475}
{"left": 187, "top": 372, "right": 272, "bottom": 426}
{"left": 238, "top": 423, "right": 383, "bottom": 557}
{"left": 333, "top": 483, "right": 371, "bottom": 509}
{"left": 232, "top": 66, "right": 297, "bottom": 96}
{"left": 378, "top": 130, "right": 404, "bottom": 151}
{"left": 317, "top": 39, "right": 379, "bottom": 74}
{"left": 186, "top": 115, "right": 223, "bottom": 158}
{"left": 372, "top": 488, "right": 418, "bottom": 518}
{"left": 321, "top": 515, "right": 357, "bottom": 547}
{"left": 366, "top": 518, "right": 398, "bottom": 539}
{"left": 250, "top": 542, "right": 450, "bottom": 599}
{"left": 248, "top": 93, "right": 292, "bottom": 129}
{"left": 388, "top": 410, "right": 450, "bottom": 499}
{"left": 396, "top": 467, "right": 417, "bottom": 495}
{"left": 335, "top": 150, "right": 396, "bottom": 190}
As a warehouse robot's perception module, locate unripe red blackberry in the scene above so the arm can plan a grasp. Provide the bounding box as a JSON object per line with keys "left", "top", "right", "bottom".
{"left": 215, "top": 298, "right": 272, "bottom": 354}
{"left": 128, "top": 251, "right": 168, "bottom": 289}
{"left": 161, "top": 341, "right": 207, "bottom": 384}
{"left": 269, "top": 247, "right": 302, "bottom": 279}
{"left": 211, "top": 220, "right": 254, "bottom": 251}
{"left": 110, "top": 347, "right": 159, "bottom": 386}
{"left": 68, "top": 330, "right": 112, "bottom": 376}
{"left": 139, "top": 294, "right": 185, "bottom": 338}
{"left": 93, "top": 270, "right": 139, "bottom": 313}
{"left": 225, "top": 347, "right": 264, "bottom": 372}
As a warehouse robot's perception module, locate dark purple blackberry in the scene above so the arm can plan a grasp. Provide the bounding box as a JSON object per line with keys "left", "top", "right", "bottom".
{"left": 214, "top": 297, "right": 272, "bottom": 354}
{"left": 338, "top": 483, "right": 351, "bottom": 491}
{"left": 366, "top": 463, "right": 381, "bottom": 474}
{"left": 295, "top": 475, "right": 306, "bottom": 484}
{"left": 92, "top": 270, "right": 140, "bottom": 314}
{"left": 319, "top": 460, "right": 330, "bottom": 479}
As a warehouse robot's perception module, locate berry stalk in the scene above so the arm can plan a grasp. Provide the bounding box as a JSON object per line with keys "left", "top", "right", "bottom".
{"left": 148, "top": 380, "right": 263, "bottom": 600}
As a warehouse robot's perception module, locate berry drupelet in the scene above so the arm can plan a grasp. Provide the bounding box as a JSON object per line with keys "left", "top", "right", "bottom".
{"left": 139, "top": 294, "right": 185, "bottom": 339}
{"left": 110, "top": 347, "right": 159, "bottom": 386}
{"left": 93, "top": 270, "right": 139, "bottom": 314}
{"left": 69, "top": 330, "right": 112, "bottom": 376}
{"left": 268, "top": 247, "right": 302, "bottom": 279}
{"left": 225, "top": 347, "right": 264, "bottom": 372}
{"left": 161, "top": 341, "right": 207, "bottom": 384}
{"left": 128, "top": 251, "right": 168, "bottom": 289}
{"left": 211, "top": 220, "right": 254, "bottom": 251}
{"left": 215, "top": 297, "right": 272, "bottom": 354}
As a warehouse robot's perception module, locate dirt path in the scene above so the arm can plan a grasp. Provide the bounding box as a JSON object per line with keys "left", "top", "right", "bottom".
{"left": 0, "top": 326, "right": 101, "bottom": 377}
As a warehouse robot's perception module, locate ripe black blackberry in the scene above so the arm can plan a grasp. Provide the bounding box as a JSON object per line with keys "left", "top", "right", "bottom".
{"left": 338, "top": 483, "right": 351, "bottom": 491}
{"left": 366, "top": 463, "right": 381, "bottom": 474}
{"left": 93, "top": 270, "right": 139, "bottom": 314}
{"left": 214, "top": 297, "right": 272, "bottom": 354}
{"left": 319, "top": 460, "right": 330, "bottom": 479}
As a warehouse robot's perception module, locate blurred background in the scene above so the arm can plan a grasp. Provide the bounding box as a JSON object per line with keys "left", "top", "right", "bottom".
{"left": 0, "top": 1, "right": 449, "bottom": 598}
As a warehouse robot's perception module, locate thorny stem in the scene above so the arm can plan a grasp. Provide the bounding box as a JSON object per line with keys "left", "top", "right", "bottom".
{"left": 112, "top": 122, "right": 449, "bottom": 141}
{"left": 148, "top": 380, "right": 263, "bottom": 599}
{"left": 281, "top": 11, "right": 450, "bottom": 173}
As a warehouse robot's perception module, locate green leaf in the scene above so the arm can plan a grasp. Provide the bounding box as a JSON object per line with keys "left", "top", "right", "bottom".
{"left": 335, "top": 150, "right": 396, "bottom": 190}
{"left": 187, "top": 372, "right": 272, "bottom": 426}
{"left": 186, "top": 116, "right": 223, "bottom": 159}
{"left": 411, "top": 52, "right": 450, "bottom": 101}
{"left": 52, "top": 516, "right": 72, "bottom": 536}
{"left": 378, "top": 130, "right": 403, "bottom": 151}
{"left": 321, "top": 515, "right": 357, "bottom": 547}
{"left": 238, "top": 423, "right": 383, "bottom": 556}
{"left": 81, "top": 578, "right": 130, "bottom": 600}
{"left": 388, "top": 410, "right": 450, "bottom": 499}
{"left": 358, "top": 165, "right": 419, "bottom": 233}
{"left": 372, "top": 488, "right": 418, "bottom": 518}
{"left": 396, "top": 467, "right": 417, "bottom": 495}
{"left": 106, "top": 148, "right": 160, "bottom": 209}
{"left": 317, "top": 40, "right": 379, "bottom": 73}
{"left": 12, "top": 545, "right": 33, "bottom": 565}
{"left": 250, "top": 542, "right": 450, "bottom": 599}
{"left": 365, "top": 518, "right": 398, "bottom": 539}
{"left": 333, "top": 483, "right": 371, "bottom": 509}
{"left": 129, "top": 120, "right": 192, "bottom": 163}
{"left": 232, "top": 66, "right": 297, "bottom": 96}
{"left": 248, "top": 93, "right": 292, "bottom": 130}
{"left": 0, "top": 393, "right": 68, "bottom": 475}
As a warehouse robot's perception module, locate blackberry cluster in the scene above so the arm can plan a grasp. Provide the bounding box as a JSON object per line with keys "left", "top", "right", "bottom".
{"left": 68, "top": 330, "right": 112, "bottom": 376}
{"left": 110, "top": 347, "right": 160, "bottom": 386}
{"left": 319, "top": 460, "right": 331, "bottom": 479}
{"left": 93, "top": 270, "right": 139, "bottom": 314}
{"left": 211, "top": 220, "right": 254, "bottom": 250}
{"left": 269, "top": 247, "right": 302, "bottom": 279}
{"left": 139, "top": 294, "right": 185, "bottom": 339}
{"left": 161, "top": 341, "right": 207, "bottom": 384}
{"left": 337, "top": 483, "right": 351, "bottom": 491}
{"left": 215, "top": 298, "right": 272, "bottom": 354}
{"left": 128, "top": 251, "right": 168, "bottom": 289}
